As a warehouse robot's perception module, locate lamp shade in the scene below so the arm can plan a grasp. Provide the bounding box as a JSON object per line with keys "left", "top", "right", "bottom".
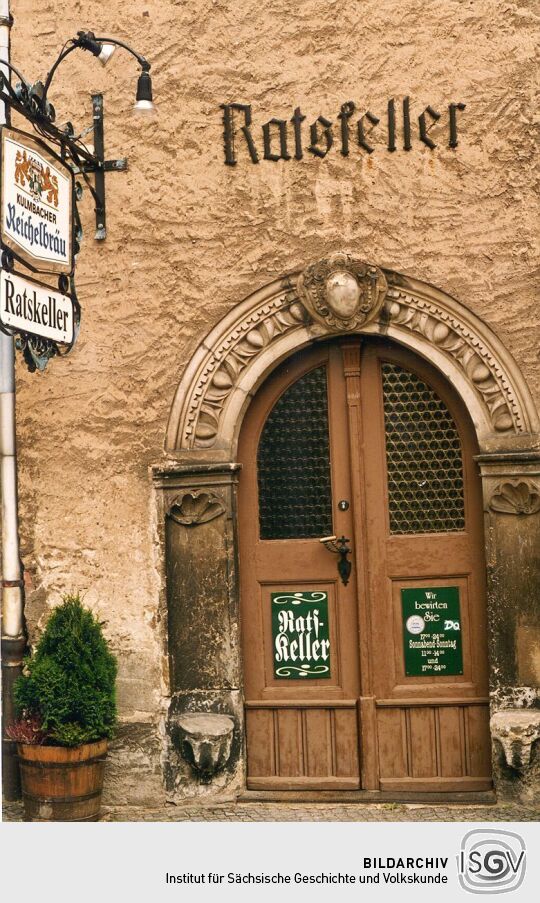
{"left": 98, "top": 43, "right": 116, "bottom": 66}
{"left": 133, "top": 70, "right": 156, "bottom": 114}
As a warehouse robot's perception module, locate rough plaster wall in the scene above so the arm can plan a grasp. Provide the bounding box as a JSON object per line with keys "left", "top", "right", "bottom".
{"left": 9, "top": 0, "right": 539, "bottom": 752}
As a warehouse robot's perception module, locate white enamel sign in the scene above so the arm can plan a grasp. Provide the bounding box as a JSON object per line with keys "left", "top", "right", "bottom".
{"left": 1, "top": 128, "right": 73, "bottom": 274}
{"left": 0, "top": 269, "right": 74, "bottom": 344}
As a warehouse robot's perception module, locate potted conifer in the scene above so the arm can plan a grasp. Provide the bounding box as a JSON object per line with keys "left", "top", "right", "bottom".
{"left": 7, "top": 594, "right": 117, "bottom": 822}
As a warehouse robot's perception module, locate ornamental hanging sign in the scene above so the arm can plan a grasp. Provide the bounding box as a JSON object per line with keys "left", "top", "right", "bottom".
{"left": 401, "top": 586, "right": 463, "bottom": 677}
{"left": 0, "top": 269, "right": 75, "bottom": 345}
{"left": 271, "top": 591, "right": 331, "bottom": 679}
{"left": 0, "top": 127, "right": 74, "bottom": 275}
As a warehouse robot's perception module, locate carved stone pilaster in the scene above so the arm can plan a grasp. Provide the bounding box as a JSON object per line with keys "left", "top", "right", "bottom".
{"left": 153, "top": 462, "right": 244, "bottom": 800}
{"left": 475, "top": 450, "right": 540, "bottom": 799}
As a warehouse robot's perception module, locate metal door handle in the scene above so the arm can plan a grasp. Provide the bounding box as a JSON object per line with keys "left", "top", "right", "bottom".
{"left": 319, "top": 535, "right": 352, "bottom": 586}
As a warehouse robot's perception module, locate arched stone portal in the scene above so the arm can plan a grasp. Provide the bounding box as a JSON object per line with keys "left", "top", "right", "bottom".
{"left": 155, "top": 253, "right": 540, "bottom": 801}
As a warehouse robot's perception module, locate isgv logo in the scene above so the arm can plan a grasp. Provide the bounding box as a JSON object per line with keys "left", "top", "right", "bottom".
{"left": 458, "top": 830, "right": 526, "bottom": 894}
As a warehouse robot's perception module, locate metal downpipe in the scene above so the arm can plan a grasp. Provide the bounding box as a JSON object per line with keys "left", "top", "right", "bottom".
{"left": 0, "top": 0, "right": 26, "bottom": 802}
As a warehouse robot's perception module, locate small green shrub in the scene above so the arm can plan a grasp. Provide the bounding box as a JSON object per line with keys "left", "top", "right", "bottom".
{"left": 14, "top": 594, "right": 117, "bottom": 747}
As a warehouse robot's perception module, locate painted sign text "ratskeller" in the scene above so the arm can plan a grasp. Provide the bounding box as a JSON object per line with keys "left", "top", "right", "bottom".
{"left": 0, "top": 269, "right": 73, "bottom": 344}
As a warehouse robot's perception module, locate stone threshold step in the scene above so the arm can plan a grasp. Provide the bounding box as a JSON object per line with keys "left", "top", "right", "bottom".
{"left": 238, "top": 790, "right": 497, "bottom": 805}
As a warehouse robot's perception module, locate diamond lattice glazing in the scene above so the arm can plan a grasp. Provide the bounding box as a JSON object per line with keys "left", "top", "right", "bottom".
{"left": 258, "top": 365, "right": 333, "bottom": 540}
{"left": 381, "top": 362, "right": 465, "bottom": 534}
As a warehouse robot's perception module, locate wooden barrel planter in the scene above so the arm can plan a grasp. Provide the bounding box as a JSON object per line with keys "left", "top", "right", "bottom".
{"left": 17, "top": 739, "right": 108, "bottom": 822}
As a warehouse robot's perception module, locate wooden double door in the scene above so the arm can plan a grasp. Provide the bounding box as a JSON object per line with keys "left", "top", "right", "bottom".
{"left": 238, "top": 338, "right": 492, "bottom": 794}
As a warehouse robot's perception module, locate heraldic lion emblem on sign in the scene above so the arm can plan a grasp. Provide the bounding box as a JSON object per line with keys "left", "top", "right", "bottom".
{"left": 14, "top": 149, "right": 59, "bottom": 208}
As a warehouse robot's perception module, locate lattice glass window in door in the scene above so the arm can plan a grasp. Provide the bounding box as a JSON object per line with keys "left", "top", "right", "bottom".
{"left": 381, "top": 362, "right": 465, "bottom": 535}
{"left": 257, "top": 365, "right": 333, "bottom": 540}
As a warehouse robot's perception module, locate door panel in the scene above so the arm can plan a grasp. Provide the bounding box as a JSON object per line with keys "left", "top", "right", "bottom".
{"left": 245, "top": 702, "right": 360, "bottom": 789}
{"left": 361, "top": 342, "right": 491, "bottom": 791}
{"left": 239, "top": 345, "right": 361, "bottom": 788}
{"left": 376, "top": 702, "right": 491, "bottom": 791}
{"left": 238, "top": 337, "right": 492, "bottom": 794}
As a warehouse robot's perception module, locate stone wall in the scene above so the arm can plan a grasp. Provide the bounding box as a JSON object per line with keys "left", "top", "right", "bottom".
{"left": 9, "top": 0, "right": 539, "bottom": 804}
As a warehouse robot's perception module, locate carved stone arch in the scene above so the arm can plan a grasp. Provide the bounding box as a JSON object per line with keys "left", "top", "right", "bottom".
{"left": 166, "top": 254, "right": 539, "bottom": 459}
{"left": 158, "top": 253, "right": 540, "bottom": 804}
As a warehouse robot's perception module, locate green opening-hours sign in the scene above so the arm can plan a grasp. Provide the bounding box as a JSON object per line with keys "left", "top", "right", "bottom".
{"left": 272, "top": 591, "right": 331, "bottom": 679}
{"left": 401, "top": 586, "right": 463, "bottom": 677}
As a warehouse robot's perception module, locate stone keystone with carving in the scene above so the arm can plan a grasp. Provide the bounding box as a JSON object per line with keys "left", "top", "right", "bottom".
{"left": 297, "top": 251, "right": 388, "bottom": 331}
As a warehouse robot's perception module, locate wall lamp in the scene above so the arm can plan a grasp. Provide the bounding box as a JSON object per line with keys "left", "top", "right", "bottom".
{"left": 0, "top": 29, "right": 155, "bottom": 242}
{"left": 41, "top": 31, "right": 156, "bottom": 116}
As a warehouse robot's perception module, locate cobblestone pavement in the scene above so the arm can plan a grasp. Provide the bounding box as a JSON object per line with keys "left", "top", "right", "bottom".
{"left": 3, "top": 800, "right": 539, "bottom": 822}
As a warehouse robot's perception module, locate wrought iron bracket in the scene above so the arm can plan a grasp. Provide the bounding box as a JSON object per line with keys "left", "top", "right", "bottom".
{"left": 319, "top": 534, "right": 353, "bottom": 586}
{"left": 0, "top": 77, "right": 129, "bottom": 243}
{"left": 90, "top": 94, "right": 128, "bottom": 240}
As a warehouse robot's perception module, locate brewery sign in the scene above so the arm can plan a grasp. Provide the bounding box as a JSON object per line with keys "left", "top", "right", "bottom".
{"left": 272, "top": 590, "right": 331, "bottom": 679}
{"left": 1, "top": 127, "right": 74, "bottom": 275}
{"left": 0, "top": 269, "right": 74, "bottom": 345}
{"left": 402, "top": 586, "right": 463, "bottom": 677}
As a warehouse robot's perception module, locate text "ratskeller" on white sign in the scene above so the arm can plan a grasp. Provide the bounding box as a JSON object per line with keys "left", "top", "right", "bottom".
{"left": 0, "top": 269, "right": 74, "bottom": 344}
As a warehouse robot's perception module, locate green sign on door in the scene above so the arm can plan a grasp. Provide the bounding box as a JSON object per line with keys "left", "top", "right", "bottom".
{"left": 272, "top": 591, "right": 331, "bottom": 679}
{"left": 402, "top": 586, "right": 463, "bottom": 677}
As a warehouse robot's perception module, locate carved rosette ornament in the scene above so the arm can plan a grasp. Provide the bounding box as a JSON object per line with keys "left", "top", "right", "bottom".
{"left": 488, "top": 480, "right": 540, "bottom": 516}
{"left": 297, "top": 252, "right": 388, "bottom": 332}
